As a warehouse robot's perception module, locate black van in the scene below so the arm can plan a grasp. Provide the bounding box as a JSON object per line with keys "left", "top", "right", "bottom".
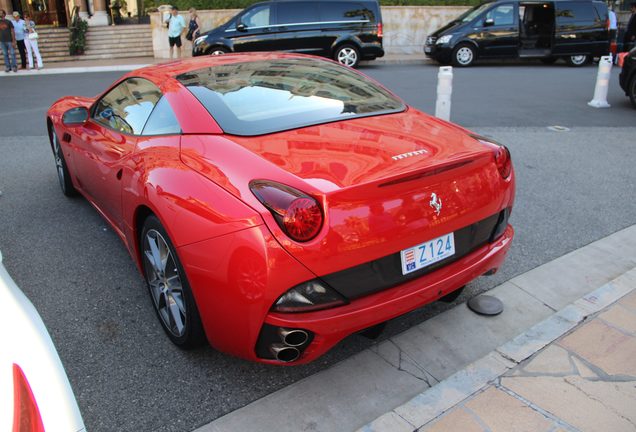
{"left": 192, "top": 0, "right": 384, "bottom": 67}
{"left": 424, "top": 0, "right": 609, "bottom": 66}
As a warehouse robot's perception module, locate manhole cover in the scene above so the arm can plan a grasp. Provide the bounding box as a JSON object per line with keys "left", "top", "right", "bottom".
{"left": 547, "top": 125, "right": 571, "bottom": 132}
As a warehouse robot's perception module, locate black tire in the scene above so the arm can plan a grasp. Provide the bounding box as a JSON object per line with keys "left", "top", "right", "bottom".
{"left": 141, "top": 215, "right": 206, "bottom": 349}
{"left": 50, "top": 127, "right": 77, "bottom": 197}
{"left": 438, "top": 285, "right": 466, "bottom": 303}
{"left": 565, "top": 54, "right": 589, "bottom": 67}
{"left": 452, "top": 43, "right": 476, "bottom": 67}
{"left": 334, "top": 44, "right": 360, "bottom": 68}
{"left": 207, "top": 46, "right": 229, "bottom": 56}
{"left": 540, "top": 57, "right": 558, "bottom": 65}
{"left": 629, "top": 74, "right": 636, "bottom": 109}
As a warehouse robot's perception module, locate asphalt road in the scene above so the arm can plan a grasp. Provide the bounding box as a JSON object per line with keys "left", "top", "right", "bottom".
{"left": 0, "top": 63, "right": 635, "bottom": 432}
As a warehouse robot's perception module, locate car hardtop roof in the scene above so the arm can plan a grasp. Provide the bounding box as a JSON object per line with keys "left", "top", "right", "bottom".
{"left": 486, "top": 0, "right": 606, "bottom": 3}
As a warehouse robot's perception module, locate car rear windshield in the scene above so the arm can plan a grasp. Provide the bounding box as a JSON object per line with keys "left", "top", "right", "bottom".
{"left": 176, "top": 58, "right": 405, "bottom": 136}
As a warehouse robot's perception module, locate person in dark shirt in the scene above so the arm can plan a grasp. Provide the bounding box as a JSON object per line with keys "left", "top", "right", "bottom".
{"left": 0, "top": 9, "right": 18, "bottom": 72}
{"left": 624, "top": 2, "right": 636, "bottom": 52}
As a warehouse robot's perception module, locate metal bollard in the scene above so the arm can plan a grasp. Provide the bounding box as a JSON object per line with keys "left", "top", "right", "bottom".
{"left": 435, "top": 66, "right": 453, "bottom": 121}
{"left": 588, "top": 55, "right": 612, "bottom": 108}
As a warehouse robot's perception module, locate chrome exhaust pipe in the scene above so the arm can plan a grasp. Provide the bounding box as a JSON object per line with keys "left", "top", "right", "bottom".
{"left": 278, "top": 328, "right": 309, "bottom": 347}
{"left": 270, "top": 344, "right": 300, "bottom": 362}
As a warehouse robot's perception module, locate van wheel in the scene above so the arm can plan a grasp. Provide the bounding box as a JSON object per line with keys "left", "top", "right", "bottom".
{"left": 565, "top": 55, "right": 588, "bottom": 67}
{"left": 540, "top": 57, "right": 558, "bottom": 65}
{"left": 334, "top": 44, "right": 360, "bottom": 68}
{"left": 452, "top": 44, "right": 476, "bottom": 67}
{"left": 208, "top": 46, "right": 228, "bottom": 56}
{"left": 629, "top": 75, "right": 636, "bottom": 109}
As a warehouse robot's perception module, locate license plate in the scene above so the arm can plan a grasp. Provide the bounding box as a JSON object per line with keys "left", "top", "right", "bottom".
{"left": 400, "top": 232, "right": 455, "bottom": 275}
{"left": 424, "top": 46, "right": 432, "bottom": 53}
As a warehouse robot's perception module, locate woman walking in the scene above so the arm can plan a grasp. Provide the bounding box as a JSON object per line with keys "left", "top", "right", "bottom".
{"left": 187, "top": 8, "right": 201, "bottom": 45}
{"left": 23, "top": 13, "right": 42, "bottom": 69}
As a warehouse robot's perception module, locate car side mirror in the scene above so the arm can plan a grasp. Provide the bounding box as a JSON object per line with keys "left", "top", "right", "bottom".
{"left": 62, "top": 107, "right": 89, "bottom": 126}
{"left": 484, "top": 18, "right": 495, "bottom": 27}
{"left": 237, "top": 23, "right": 247, "bottom": 32}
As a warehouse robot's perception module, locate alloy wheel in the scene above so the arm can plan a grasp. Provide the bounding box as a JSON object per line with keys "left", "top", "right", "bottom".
{"left": 211, "top": 50, "right": 226, "bottom": 56}
{"left": 143, "top": 229, "right": 187, "bottom": 338}
{"left": 456, "top": 47, "right": 474, "bottom": 66}
{"left": 337, "top": 47, "right": 358, "bottom": 67}
{"left": 52, "top": 133, "right": 66, "bottom": 192}
{"left": 569, "top": 55, "right": 587, "bottom": 66}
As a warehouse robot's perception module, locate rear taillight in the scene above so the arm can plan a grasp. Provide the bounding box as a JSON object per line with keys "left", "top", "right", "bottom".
{"left": 493, "top": 145, "right": 512, "bottom": 179}
{"left": 377, "top": 23, "right": 383, "bottom": 38}
{"left": 250, "top": 181, "right": 323, "bottom": 242}
{"left": 472, "top": 135, "right": 513, "bottom": 179}
{"left": 13, "top": 364, "right": 45, "bottom": 432}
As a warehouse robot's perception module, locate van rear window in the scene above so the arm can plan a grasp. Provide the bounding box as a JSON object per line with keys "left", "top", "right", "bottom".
{"left": 176, "top": 58, "right": 405, "bottom": 136}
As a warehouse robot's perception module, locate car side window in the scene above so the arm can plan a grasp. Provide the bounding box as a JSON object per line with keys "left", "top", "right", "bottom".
{"left": 320, "top": 2, "right": 372, "bottom": 22}
{"left": 485, "top": 4, "right": 515, "bottom": 26}
{"left": 277, "top": 2, "right": 318, "bottom": 24}
{"left": 93, "top": 78, "right": 162, "bottom": 135}
{"left": 556, "top": 2, "right": 598, "bottom": 23}
{"left": 142, "top": 96, "right": 181, "bottom": 136}
{"left": 241, "top": 5, "right": 271, "bottom": 28}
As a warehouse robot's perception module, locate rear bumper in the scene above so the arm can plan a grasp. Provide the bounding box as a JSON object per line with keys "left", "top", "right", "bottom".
{"left": 263, "top": 224, "right": 514, "bottom": 365}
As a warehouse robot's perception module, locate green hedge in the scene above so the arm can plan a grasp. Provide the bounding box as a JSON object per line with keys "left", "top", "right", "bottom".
{"left": 146, "top": 0, "right": 478, "bottom": 13}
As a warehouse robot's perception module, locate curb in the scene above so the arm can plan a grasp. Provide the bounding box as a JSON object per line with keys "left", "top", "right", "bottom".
{"left": 0, "top": 64, "right": 152, "bottom": 76}
{"left": 359, "top": 267, "right": 636, "bottom": 432}
{"left": 0, "top": 56, "right": 433, "bottom": 77}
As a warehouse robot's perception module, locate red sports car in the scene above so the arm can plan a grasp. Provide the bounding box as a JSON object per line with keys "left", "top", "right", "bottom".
{"left": 47, "top": 53, "right": 515, "bottom": 364}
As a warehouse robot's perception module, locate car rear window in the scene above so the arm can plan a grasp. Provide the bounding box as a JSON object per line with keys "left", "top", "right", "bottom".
{"left": 176, "top": 58, "right": 405, "bottom": 136}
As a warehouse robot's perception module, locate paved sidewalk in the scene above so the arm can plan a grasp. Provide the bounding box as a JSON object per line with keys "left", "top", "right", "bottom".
{"left": 0, "top": 53, "right": 430, "bottom": 77}
{"left": 199, "top": 224, "right": 636, "bottom": 432}
{"left": 363, "top": 275, "right": 636, "bottom": 432}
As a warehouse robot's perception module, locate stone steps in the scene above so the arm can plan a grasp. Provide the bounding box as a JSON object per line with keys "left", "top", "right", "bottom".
{"left": 1, "top": 24, "right": 154, "bottom": 64}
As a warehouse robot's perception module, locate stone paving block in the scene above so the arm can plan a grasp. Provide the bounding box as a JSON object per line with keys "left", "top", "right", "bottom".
{"left": 619, "top": 289, "right": 636, "bottom": 311}
{"left": 464, "top": 386, "right": 553, "bottom": 432}
{"left": 558, "top": 319, "right": 636, "bottom": 377}
{"left": 357, "top": 412, "right": 415, "bottom": 432}
{"left": 510, "top": 245, "right": 635, "bottom": 311}
{"left": 520, "top": 345, "right": 575, "bottom": 375}
{"left": 502, "top": 376, "right": 636, "bottom": 432}
{"left": 497, "top": 305, "right": 583, "bottom": 364}
{"left": 391, "top": 282, "right": 553, "bottom": 381}
{"left": 421, "top": 407, "right": 484, "bottom": 432}
{"left": 570, "top": 357, "right": 599, "bottom": 379}
{"left": 599, "top": 304, "right": 636, "bottom": 334}
{"left": 394, "top": 353, "right": 512, "bottom": 428}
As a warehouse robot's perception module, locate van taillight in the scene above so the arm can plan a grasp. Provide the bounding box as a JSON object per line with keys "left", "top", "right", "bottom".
{"left": 377, "top": 23, "right": 383, "bottom": 38}
{"left": 13, "top": 364, "right": 45, "bottom": 432}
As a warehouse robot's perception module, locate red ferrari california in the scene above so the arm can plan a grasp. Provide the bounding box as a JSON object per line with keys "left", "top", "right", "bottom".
{"left": 47, "top": 53, "right": 515, "bottom": 364}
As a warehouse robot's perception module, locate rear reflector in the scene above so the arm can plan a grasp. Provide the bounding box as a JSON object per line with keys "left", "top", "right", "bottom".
{"left": 12, "top": 364, "right": 45, "bottom": 432}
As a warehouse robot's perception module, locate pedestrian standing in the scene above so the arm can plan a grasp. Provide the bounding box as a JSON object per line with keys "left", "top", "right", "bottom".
{"left": 609, "top": 7, "right": 617, "bottom": 43}
{"left": 623, "top": 2, "right": 636, "bottom": 52}
{"left": 11, "top": 11, "right": 26, "bottom": 70}
{"left": 0, "top": 9, "right": 17, "bottom": 72}
{"left": 23, "top": 13, "right": 42, "bottom": 70}
{"left": 166, "top": 6, "right": 186, "bottom": 59}
{"left": 186, "top": 8, "right": 201, "bottom": 44}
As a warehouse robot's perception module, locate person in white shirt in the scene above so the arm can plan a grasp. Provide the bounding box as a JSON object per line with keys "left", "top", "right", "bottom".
{"left": 609, "top": 7, "right": 617, "bottom": 43}
{"left": 23, "top": 13, "right": 42, "bottom": 69}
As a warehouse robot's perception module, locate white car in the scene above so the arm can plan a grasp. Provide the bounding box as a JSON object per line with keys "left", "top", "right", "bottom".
{"left": 0, "top": 249, "right": 86, "bottom": 431}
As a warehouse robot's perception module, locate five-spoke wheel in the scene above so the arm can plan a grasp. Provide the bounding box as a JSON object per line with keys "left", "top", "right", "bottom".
{"left": 141, "top": 216, "right": 205, "bottom": 348}
{"left": 51, "top": 129, "right": 76, "bottom": 197}
{"left": 334, "top": 44, "right": 360, "bottom": 68}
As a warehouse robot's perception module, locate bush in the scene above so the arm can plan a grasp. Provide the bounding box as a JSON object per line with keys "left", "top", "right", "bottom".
{"left": 144, "top": 0, "right": 479, "bottom": 11}
{"left": 69, "top": 14, "right": 89, "bottom": 55}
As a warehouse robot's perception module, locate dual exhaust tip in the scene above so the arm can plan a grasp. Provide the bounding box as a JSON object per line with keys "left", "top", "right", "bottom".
{"left": 270, "top": 328, "right": 309, "bottom": 363}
